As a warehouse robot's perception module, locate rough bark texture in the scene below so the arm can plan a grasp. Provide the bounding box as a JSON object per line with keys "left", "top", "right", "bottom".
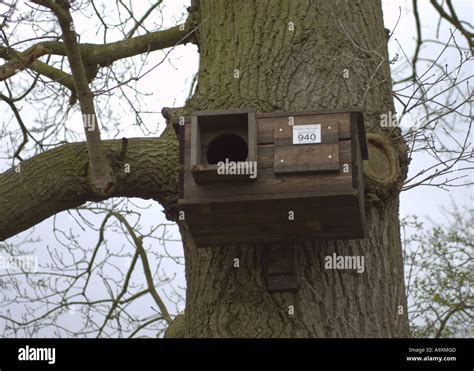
{"left": 180, "top": 0, "right": 411, "bottom": 337}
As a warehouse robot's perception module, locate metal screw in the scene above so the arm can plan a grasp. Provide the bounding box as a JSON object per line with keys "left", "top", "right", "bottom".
{"left": 279, "top": 128, "right": 283, "bottom": 132}
{"left": 328, "top": 126, "right": 332, "bottom": 129}
{"left": 328, "top": 155, "right": 332, "bottom": 159}
{"left": 280, "top": 159, "right": 284, "bottom": 163}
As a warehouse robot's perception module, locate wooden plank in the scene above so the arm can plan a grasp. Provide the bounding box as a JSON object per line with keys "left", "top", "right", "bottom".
{"left": 248, "top": 112, "right": 257, "bottom": 162}
{"left": 180, "top": 199, "right": 362, "bottom": 235}
{"left": 180, "top": 193, "right": 359, "bottom": 211}
{"left": 185, "top": 210, "right": 362, "bottom": 230}
{"left": 264, "top": 246, "right": 298, "bottom": 291}
{"left": 183, "top": 199, "right": 362, "bottom": 220}
{"left": 183, "top": 204, "right": 362, "bottom": 228}
{"left": 182, "top": 109, "right": 361, "bottom": 148}
{"left": 185, "top": 200, "right": 361, "bottom": 217}
{"left": 179, "top": 193, "right": 360, "bottom": 209}
{"left": 190, "top": 116, "right": 200, "bottom": 167}
{"left": 186, "top": 140, "right": 352, "bottom": 171}
{"left": 191, "top": 164, "right": 256, "bottom": 184}
{"left": 184, "top": 121, "right": 191, "bottom": 148}
{"left": 255, "top": 108, "right": 363, "bottom": 118}
{"left": 350, "top": 121, "right": 358, "bottom": 190}
{"left": 274, "top": 121, "right": 339, "bottom": 146}
{"left": 194, "top": 146, "right": 269, "bottom": 167}
{"left": 193, "top": 108, "right": 255, "bottom": 117}
{"left": 257, "top": 113, "right": 351, "bottom": 140}
{"left": 178, "top": 124, "right": 184, "bottom": 199}
{"left": 188, "top": 209, "right": 364, "bottom": 230}
{"left": 267, "top": 274, "right": 298, "bottom": 291}
{"left": 256, "top": 144, "right": 273, "bottom": 168}
{"left": 257, "top": 118, "right": 274, "bottom": 144}
{"left": 171, "top": 116, "right": 190, "bottom": 136}
{"left": 188, "top": 221, "right": 363, "bottom": 240}
{"left": 265, "top": 246, "right": 296, "bottom": 275}
{"left": 351, "top": 111, "right": 368, "bottom": 160}
{"left": 274, "top": 143, "right": 339, "bottom": 174}
{"left": 182, "top": 146, "right": 354, "bottom": 201}
{"left": 182, "top": 168, "right": 354, "bottom": 201}
{"left": 338, "top": 140, "right": 353, "bottom": 174}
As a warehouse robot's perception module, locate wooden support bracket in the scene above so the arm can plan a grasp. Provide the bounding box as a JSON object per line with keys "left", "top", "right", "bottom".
{"left": 264, "top": 245, "right": 298, "bottom": 292}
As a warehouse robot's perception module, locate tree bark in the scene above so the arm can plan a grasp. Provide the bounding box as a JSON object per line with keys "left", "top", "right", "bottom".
{"left": 180, "top": 0, "right": 411, "bottom": 337}
{"left": 0, "top": 129, "right": 179, "bottom": 241}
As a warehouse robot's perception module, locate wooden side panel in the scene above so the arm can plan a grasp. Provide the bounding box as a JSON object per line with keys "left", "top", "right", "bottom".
{"left": 350, "top": 118, "right": 358, "bottom": 190}
{"left": 352, "top": 111, "right": 368, "bottom": 160}
{"left": 274, "top": 143, "right": 339, "bottom": 174}
{"left": 248, "top": 112, "right": 257, "bottom": 162}
{"left": 190, "top": 116, "right": 200, "bottom": 167}
{"left": 351, "top": 114, "right": 367, "bottom": 237}
{"left": 181, "top": 195, "right": 364, "bottom": 247}
{"left": 184, "top": 121, "right": 191, "bottom": 148}
{"left": 178, "top": 123, "right": 185, "bottom": 199}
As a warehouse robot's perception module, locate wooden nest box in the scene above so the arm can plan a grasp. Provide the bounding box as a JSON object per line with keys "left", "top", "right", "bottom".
{"left": 174, "top": 109, "right": 368, "bottom": 248}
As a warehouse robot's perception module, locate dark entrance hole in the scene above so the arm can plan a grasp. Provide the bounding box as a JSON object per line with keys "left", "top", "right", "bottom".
{"left": 206, "top": 133, "right": 248, "bottom": 164}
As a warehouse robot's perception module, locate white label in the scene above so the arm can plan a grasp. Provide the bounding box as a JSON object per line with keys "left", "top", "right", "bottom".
{"left": 292, "top": 124, "right": 321, "bottom": 144}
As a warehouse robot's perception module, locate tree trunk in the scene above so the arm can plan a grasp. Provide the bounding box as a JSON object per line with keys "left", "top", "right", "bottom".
{"left": 180, "top": 0, "right": 411, "bottom": 337}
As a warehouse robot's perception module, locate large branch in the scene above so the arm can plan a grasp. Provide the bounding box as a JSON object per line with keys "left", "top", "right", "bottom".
{"left": 0, "top": 134, "right": 179, "bottom": 241}
{"left": 0, "top": 24, "right": 193, "bottom": 81}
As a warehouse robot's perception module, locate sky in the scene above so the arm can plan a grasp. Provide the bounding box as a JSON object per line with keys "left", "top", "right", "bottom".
{"left": 382, "top": 0, "right": 473, "bottom": 220}
{"left": 0, "top": 0, "right": 472, "bottom": 337}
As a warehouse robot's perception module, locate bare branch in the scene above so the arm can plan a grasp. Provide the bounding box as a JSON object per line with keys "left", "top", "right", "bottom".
{"left": 0, "top": 24, "right": 193, "bottom": 81}
{"left": 31, "top": 0, "right": 115, "bottom": 196}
